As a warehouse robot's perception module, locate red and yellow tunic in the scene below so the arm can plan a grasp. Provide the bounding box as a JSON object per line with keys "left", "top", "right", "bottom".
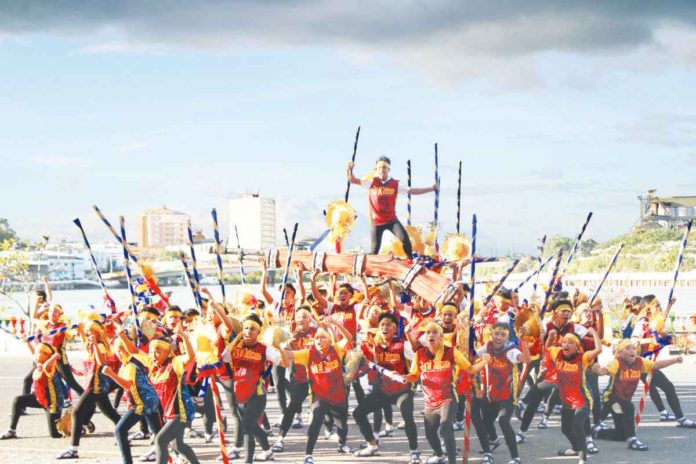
{"left": 327, "top": 302, "right": 359, "bottom": 340}
{"left": 41, "top": 322, "right": 68, "bottom": 363}
{"left": 150, "top": 355, "right": 190, "bottom": 422}
{"left": 230, "top": 342, "right": 268, "bottom": 404}
{"left": 361, "top": 337, "right": 409, "bottom": 396}
{"left": 410, "top": 345, "right": 471, "bottom": 409}
{"left": 293, "top": 344, "right": 347, "bottom": 405}
{"left": 542, "top": 322, "right": 585, "bottom": 383}
{"left": 289, "top": 327, "right": 317, "bottom": 384}
{"left": 548, "top": 347, "right": 593, "bottom": 410}
{"left": 368, "top": 177, "right": 400, "bottom": 225}
{"left": 603, "top": 357, "right": 654, "bottom": 402}
{"left": 33, "top": 364, "right": 61, "bottom": 414}
{"left": 479, "top": 342, "right": 520, "bottom": 403}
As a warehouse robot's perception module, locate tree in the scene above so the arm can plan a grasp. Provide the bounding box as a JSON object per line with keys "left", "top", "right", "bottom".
{"left": 0, "top": 218, "right": 16, "bottom": 243}
{"left": 0, "top": 237, "right": 48, "bottom": 332}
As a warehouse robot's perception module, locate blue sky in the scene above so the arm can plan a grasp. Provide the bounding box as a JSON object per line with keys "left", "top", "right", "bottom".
{"left": 1, "top": 2, "right": 695, "bottom": 254}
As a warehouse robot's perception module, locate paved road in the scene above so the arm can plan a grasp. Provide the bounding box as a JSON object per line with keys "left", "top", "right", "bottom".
{"left": 0, "top": 351, "right": 694, "bottom": 463}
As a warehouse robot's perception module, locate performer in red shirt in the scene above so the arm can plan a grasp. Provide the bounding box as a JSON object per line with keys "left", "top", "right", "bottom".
{"left": 347, "top": 155, "right": 437, "bottom": 257}
{"left": 353, "top": 313, "right": 420, "bottom": 463}
{"left": 546, "top": 326, "right": 601, "bottom": 464}
{"left": 282, "top": 319, "right": 354, "bottom": 464}
{"left": 405, "top": 322, "right": 489, "bottom": 464}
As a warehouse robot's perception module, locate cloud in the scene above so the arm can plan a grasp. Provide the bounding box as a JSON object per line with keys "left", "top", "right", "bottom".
{"left": 114, "top": 142, "right": 149, "bottom": 153}
{"left": 2, "top": 1, "right": 696, "bottom": 84}
{"left": 28, "top": 154, "right": 88, "bottom": 167}
{"left": 616, "top": 113, "right": 696, "bottom": 147}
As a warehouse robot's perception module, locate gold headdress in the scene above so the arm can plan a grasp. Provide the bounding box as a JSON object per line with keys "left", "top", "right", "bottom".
{"left": 442, "top": 234, "right": 471, "bottom": 262}
{"left": 325, "top": 200, "right": 356, "bottom": 245}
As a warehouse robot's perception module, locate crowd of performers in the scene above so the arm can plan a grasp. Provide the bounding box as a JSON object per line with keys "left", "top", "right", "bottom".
{"left": 2, "top": 263, "right": 695, "bottom": 464}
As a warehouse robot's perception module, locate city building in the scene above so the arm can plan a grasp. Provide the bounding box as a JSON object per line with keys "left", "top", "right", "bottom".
{"left": 638, "top": 190, "right": 696, "bottom": 230}
{"left": 137, "top": 206, "right": 190, "bottom": 248}
{"left": 228, "top": 191, "right": 276, "bottom": 250}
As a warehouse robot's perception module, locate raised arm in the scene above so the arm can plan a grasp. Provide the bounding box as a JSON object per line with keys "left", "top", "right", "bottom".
{"left": 585, "top": 328, "right": 602, "bottom": 363}
{"left": 310, "top": 269, "right": 328, "bottom": 310}
{"left": 260, "top": 257, "right": 274, "bottom": 305}
{"left": 517, "top": 338, "right": 531, "bottom": 364}
{"left": 296, "top": 267, "right": 307, "bottom": 304}
{"left": 328, "top": 318, "right": 353, "bottom": 350}
{"left": 42, "top": 276, "right": 53, "bottom": 303}
{"left": 346, "top": 161, "right": 362, "bottom": 185}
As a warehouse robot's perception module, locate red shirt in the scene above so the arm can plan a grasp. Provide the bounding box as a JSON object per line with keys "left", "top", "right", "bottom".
{"left": 604, "top": 357, "right": 654, "bottom": 402}
{"left": 411, "top": 345, "right": 471, "bottom": 409}
{"left": 150, "top": 356, "right": 188, "bottom": 421}
{"left": 328, "top": 302, "right": 359, "bottom": 340}
{"left": 549, "top": 347, "right": 592, "bottom": 409}
{"left": 231, "top": 342, "right": 268, "bottom": 404}
{"left": 361, "top": 337, "right": 409, "bottom": 396}
{"left": 289, "top": 327, "right": 317, "bottom": 384}
{"left": 33, "top": 364, "right": 60, "bottom": 413}
{"left": 368, "top": 177, "right": 400, "bottom": 225}
{"left": 295, "top": 344, "right": 347, "bottom": 405}
{"left": 481, "top": 342, "right": 519, "bottom": 402}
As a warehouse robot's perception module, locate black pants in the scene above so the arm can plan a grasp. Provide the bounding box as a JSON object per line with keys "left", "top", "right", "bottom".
{"left": 644, "top": 370, "right": 683, "bottom": 419}
{"left": 233, "top": 391, "right": 270, "bottom": 463}
{"left": 271, "top": 366, "right": 289, "bottom": 416}
{"left": 471, "top": 395, "right": 493, "bottom": 452}
{"left": 544, "top": 388, "right": 560, "bottom": 416}
{"left": 481, "top": 398, "right": 518, "bottom": 459}
{"left": 424, "top": 398, "right": 458, "bottom": 464}
{"left": 71, "top": 391, "right": 121, "bottom": 446}
{"left": 115, "top": 409, "right": 163, "bottom": 464}
{"left": 520, "top": 358, "right": 541, "bottom": 395}
{"left": 10, "top": 393, "right": 61, "bottom": 438}
{"left": 22, "top": 365, "right": 35, "bottom": 395}
{"left": 279, "top": 382, "right": 309, "bottom": 437}
{"left": 520, "top": 380, "right": 555, "bottom": 432}
{"left": 57, "top": 361, "right": 84, "bottom": 396}
{"left": 353, "top": 388, "right": 418, "bottom": 450}
{"left": 586, "top": 368, "right": 601, "bottom": 425}
{"left": 596, "top": 398, "right": 635, "bottom": 441}
{"left": 155, "top": 417, "right": 199, "bottom": 464}
{"left": 370, "top": 220, "right": 412, "bottom": 258}
{"left": 306, "top": 399, "right": 349, "bottom": 455}
{"left": 561, "top": 406, "right": 589, "bottom": 461}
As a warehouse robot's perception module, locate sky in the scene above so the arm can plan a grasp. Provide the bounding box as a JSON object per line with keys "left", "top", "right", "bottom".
{"left": 1, "top": 1, "right": 696, "bottom": 254}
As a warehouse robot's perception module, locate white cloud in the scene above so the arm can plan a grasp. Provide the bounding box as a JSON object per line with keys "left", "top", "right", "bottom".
{"left": 114, "top": 142, "right": 149, "bottom": 153}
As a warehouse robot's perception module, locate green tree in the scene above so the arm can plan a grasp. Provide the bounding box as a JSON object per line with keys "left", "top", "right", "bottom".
{"left": 0, "top": 218, "right": 16, "bottom": 243}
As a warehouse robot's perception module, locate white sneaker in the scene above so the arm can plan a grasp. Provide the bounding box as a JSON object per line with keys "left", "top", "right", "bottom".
{"left": 354, "top": 444, "right": 379, "bottom": 457}
{"left": 292, "top": 415, "right": 303, "bottom": 429}
{"left": 378, "top": 424, "right": 396, "bottom": 437}
{"left": 425, "top": 455, "right": 446, "bottom": 464}
{"left": 204, "top": 433, "right": 213, "bottom": 443}
{"left": 272, "top": 439, "right": 284, "bottom": 452}
{"left": 56, "top": 448, "right": 79, "bottom": 460}
{"left": 254, "top": 449, "right": 274, "bottom": 461}
{"left": 138, "top": 449, "right": 157, "bottom": 462}
{"left": 452, "top": 421, "right": 464, "bottom": 431}
{"left": 515, "top": 431, "right": 525, "bottom": 444}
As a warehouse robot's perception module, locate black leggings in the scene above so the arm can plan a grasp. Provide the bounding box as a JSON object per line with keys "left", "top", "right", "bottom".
{"left": 71, "top": 391, "right": 121, "bottom": 446}
{"left": 596, "top": 398, "right": 636, "bottom": 441}
{"left": 644, "top": 370, "right": 683, "bottom": 419}
{"left": 272, "top": 366, "right": 289, "bottom": 415}
{"left": 424, "top": 398, "right": 458, "bottom": 464}
{"left": 233, "top": 391, "right": 270, "bottom": 463}
{"left": 115, "top": 409, "right": 163, "bottom": 464}
{"left": 481, "top": 398, "right": 518, "bottom": 459}
{"left": 520, "top": 358, "right": 541, "bottom": 394}
{"left": 306, "top": 399, "right": 349, "bottom": 454}
{"left": 57, "top": 361, "right": 84, "bottom": 396}
{"left": 353, "top": 388, "right": 418, "bottom": 450}
{"left": 586, "top": 368, "right": 601, "bottom": 425}
{"left": 155, "top": 417, "right": 199, "bottom": 464}
{"left": 370, "top": 220, "right": 412, "bottom": 258}
{"left": 561, "top": 406, "right": 589, "bottom": 461}
{"left": 10, "top": 393, "right": 61, "bottom": 438}
{"left": 471, "top": 395, "right": 493, "bottom": 452}
{"left": 520, "top": 380, "right": 555, "bottom": 432}
{"left": 22, "top": 365, "right": 35, "bottom": 395}
{"left": 279, "top": 382, "right": 309, "bottom": 437}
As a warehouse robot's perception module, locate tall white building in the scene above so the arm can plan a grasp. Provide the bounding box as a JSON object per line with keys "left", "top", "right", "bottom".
{"left": 138, "top": 206, "right": 190, "bottom": 248}
{"left": 228, "top": 191, "right": 276, "bottom": 250}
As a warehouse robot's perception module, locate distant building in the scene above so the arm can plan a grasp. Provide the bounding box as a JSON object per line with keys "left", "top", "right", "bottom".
{"left": 138, "top": 206, "right": 190, "bottom": 248}
{"left": 228, "top": 191, "right": 276, "bottom": 250}
{"left": 638, "top": 190, "right": 696, "bottom": 230}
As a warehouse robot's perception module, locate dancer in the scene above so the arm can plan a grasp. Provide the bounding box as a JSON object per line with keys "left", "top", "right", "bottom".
{"left": 347, "top": 155, "right": 437, "bottom": 257}
{"left": 405, "top": 321, "right": 489, "bottom": 464}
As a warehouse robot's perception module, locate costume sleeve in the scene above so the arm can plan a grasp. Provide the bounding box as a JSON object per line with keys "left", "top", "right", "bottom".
{"left": 475, "top": 346, "right": 488, "bottom": 357}
{"left": 547, "top": 346, "right": 561, "bottom": 362}
{"left": 507, "top": 348, "right": 522, "bottom": 363}
{"left": 454, "top": 348, "right": 472, "bottom": 370}
{"left": 582, "top": 352, "right": 594, "bottom": 368}
{"left": 604, "top": 359, "right": 620, "bottom": 376}
{"left": 642, "top": 359, "right": 655, "bottom": 374}
{"left": 121, "top": 364, "right": 137, "bottom": 383}
{"left": 397, "top": 183, "right": 409, "bottom": 195}
{"left": 333, "top": 343, "right": 345, "bottom": 360}
{"left": 408, "top": 351, "right": 421, "bottom": 376}
{"left": 292, "top": 349, "right": 310, "bottom": 367}
{"left": 172, "top": 355, "right": 187, "bottom": 376}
